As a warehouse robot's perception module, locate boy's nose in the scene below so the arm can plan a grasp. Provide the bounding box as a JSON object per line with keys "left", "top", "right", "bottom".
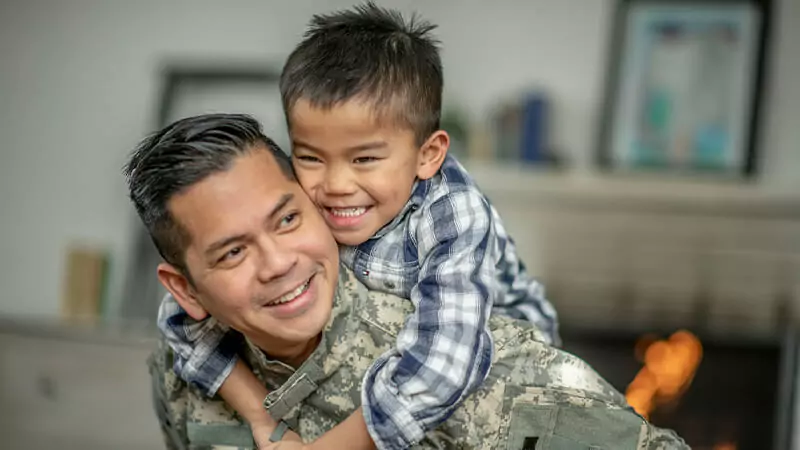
{"left": 322, "top": 171, "right": 357, "bottom": 195}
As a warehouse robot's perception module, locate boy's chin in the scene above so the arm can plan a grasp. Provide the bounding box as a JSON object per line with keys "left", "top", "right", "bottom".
{"left": 331, "top": 228, "right": 374, "bottom": 247}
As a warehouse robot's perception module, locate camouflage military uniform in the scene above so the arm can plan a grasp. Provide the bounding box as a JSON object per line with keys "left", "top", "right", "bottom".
{"left": 149, "top": 266, "right": 689, "bottom": 449}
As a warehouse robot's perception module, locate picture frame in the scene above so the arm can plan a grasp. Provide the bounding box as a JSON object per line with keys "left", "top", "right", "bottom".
{"left": 597, "top": 0, "right": 772, "bottom": 178}
{"left": 121, "top": 64, "right": 284, "bottom": 322}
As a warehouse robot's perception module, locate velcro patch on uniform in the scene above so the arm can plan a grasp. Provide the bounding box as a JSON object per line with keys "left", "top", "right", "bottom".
{"left": 522, "top": 436, "right": 539, "bottom": 449}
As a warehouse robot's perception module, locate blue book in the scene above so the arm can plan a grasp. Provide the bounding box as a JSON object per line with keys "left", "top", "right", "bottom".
{"left": 519, "top": 93, "right": 549, "bottom": 163}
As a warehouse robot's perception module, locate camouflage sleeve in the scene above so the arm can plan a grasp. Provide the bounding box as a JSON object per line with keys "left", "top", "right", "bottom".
{"left": 644, "top": 425, "right": 692, "bottom": 450}
{"left": 426, "top": 318, "right": 690, "bottom": 449}
{"left": 148, "top": 340, "right": 191, "bottom": 450}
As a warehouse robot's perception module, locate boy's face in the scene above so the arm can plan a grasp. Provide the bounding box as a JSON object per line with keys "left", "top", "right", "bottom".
{"left": 288, "top": 99, "right": 448, "bottom": 246}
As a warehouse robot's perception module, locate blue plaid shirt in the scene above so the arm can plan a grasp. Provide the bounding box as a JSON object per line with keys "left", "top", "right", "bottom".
{"left": 157, "top": 154, "right": 559, "bottom": 450}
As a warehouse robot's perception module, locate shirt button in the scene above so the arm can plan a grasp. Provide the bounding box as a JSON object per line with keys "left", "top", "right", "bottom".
{"left": 384, "top": 281, "right": 396, "bottom": 289}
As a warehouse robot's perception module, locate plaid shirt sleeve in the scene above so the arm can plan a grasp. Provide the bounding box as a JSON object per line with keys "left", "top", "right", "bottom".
{"left": 361, "top": 188, "right": 497, "bottom": 450}
{"left": 157, "top": 293, "right": 242, "bottom": 397}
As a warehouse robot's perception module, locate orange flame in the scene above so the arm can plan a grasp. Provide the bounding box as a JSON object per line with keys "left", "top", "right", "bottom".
{"left": 625, "top": 330, "right": 702, "bottom": 419}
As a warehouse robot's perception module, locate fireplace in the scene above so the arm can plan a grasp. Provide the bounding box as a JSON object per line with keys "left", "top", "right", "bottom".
{"left": 562, "top": 329, "right": 797, "bottom": 450}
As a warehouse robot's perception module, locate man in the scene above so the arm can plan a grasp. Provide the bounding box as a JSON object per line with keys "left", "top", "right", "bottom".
{"left": 125, "top": 113, "right": 689, "bottom": 449}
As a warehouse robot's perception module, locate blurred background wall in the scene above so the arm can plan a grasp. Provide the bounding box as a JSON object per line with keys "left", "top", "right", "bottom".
{"left": 0, "top": 0, "right": 799, "bottom": 449}
{"left": 1, "top": 0, "right": 797, "bottom": 321}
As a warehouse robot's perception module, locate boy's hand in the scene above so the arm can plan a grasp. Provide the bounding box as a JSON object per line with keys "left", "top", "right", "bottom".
{"left": 252, "top": 424, "right": 302, "bottom": 449}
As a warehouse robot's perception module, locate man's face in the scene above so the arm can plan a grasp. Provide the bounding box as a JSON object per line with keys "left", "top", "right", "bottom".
{"left": 166, "top": 148, "right": 339, "bottom": 357}
{"left": 288, "top": 99, "right": 425, "bottom": 246}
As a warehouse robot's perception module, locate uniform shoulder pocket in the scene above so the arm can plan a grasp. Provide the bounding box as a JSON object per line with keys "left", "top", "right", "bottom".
{"left": 504, "top": 387, "right": 646, "bottom": 450}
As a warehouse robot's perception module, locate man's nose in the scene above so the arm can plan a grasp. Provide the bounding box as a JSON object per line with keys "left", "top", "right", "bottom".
{"left": 322, "top": 167, "right": 357, "bottom": 196}
{"left": 255, "top": 238, "right": 298, "bottom": 283}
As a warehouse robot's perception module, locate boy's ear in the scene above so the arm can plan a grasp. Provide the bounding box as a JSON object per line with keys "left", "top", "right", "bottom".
{"left": 416, "top": 130, "right": 449, "bottom": 180}
{"left": 157, "top": 262, "right": 208, "bottom": 321}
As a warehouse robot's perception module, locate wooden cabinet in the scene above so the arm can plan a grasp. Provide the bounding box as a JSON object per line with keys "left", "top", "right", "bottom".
{"left": 0, "top": 328, "right": 165, "bottom": 449}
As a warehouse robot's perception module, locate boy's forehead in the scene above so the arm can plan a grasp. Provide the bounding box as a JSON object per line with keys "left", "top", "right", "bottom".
{"left": 288, "top": 99, "right": 414, "bottom": 146}
{"left": 290, "top": 98, "right": 378, "bottom": 127}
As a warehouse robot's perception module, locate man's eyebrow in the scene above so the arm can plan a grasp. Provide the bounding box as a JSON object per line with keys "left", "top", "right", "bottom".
{"left": 292, "top": 139, "right": 388, "bottom": 153}
{"left": 205, "top": 234, "right": 246, "bottom": 258}
{"left": 267, "top": 193, "right": 294, "bottom": 221}
{"left": 204, "top": 193, "right": 294, "bottom": 258}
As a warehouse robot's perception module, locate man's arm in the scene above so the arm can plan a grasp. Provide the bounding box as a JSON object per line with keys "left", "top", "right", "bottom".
{"left": 360, "top": 189, "right": 498, "bottom": 450}
{"left": 148, "top": 342, "right": 190, "bottom": 450}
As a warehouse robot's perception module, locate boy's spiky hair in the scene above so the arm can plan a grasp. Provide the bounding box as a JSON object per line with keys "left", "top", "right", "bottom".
{"left": 280, "top": 1, "right": 443, "bottom": 145}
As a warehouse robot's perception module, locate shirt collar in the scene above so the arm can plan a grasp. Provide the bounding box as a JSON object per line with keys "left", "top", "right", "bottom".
{"left": 370, "top": 177, "right": 431, "bottom": 240}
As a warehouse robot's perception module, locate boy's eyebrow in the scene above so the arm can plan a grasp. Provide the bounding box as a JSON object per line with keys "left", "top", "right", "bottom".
{"left": 347, "top": 141, "right": 388, "bottom": 152}
{"left": 292, "top": 139, "right": 388, "bottom": 153}
{"left": 203, "top": 193, "right": 294, "bottom": 257}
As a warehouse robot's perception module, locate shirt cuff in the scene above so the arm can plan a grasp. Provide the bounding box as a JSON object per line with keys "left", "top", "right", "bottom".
{"left": 204, "top": 353, "right": 238, "bottom": 398}
{"left": 360, "top": 358, "right": 427, "bottom": 450}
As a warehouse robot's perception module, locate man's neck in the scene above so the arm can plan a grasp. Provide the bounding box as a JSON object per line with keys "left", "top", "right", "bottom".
{"left": 249, "top": 333, "right": 322, "bottom": 368}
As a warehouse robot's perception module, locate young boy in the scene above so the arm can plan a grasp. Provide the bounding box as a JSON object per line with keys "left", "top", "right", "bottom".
{"left": 157, "top": 2, "right": 560, "bottom": 449}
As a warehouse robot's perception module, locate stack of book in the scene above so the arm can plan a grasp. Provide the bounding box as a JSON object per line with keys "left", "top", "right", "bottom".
{"left": 61, "top": 244, "right": 110, "bottom": 323}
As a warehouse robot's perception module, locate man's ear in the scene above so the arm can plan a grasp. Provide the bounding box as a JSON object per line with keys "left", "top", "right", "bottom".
{"left": 416, "top": 130, "right": 449, "bottom": 180}
{"left": 157, "top": 262, "right": 208, "bottom": 321}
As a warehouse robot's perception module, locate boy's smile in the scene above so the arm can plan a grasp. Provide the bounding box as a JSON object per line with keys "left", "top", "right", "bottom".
{"left": 324, "top": 205, "right": 372, "bottom": 229}
{"left": 288, "top": 99, "right": 448, "bottom": 246}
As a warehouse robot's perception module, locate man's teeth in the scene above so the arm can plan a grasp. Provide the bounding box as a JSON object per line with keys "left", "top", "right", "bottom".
{"left": 330, "top": 207, "right": 367, "bottom": 217}
{"left": 271, "top": 280, "right": 310, "bottom": 306}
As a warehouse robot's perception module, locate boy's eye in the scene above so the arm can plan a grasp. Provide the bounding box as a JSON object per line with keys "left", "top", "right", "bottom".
{"left": 353, "top": 156, "right": 379, "bottom": 164}
{"left": 295, "top": 155, "right": 321, "bottom": 163}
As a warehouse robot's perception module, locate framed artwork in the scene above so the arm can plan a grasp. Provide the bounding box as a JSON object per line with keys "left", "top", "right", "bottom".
{"left": 121, "top": 64, "right": 284, "bottom": 322}
{"left": 597, "top": 0, "right": 772, "bottom": 177}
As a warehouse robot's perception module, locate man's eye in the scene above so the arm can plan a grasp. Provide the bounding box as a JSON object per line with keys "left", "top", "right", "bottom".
{"left": 280, "top": 212, "right": 298, "bottom": 227}
{"left": 353, "top": 156, "right": 379, "bottom": 164}
{"left": 220, "top": 246, "right": 243, "bottom": 262}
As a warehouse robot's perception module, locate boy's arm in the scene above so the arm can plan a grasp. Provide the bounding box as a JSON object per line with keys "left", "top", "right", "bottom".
{"left": 359, "top": 190, "right": 498, "bottom": 450}
{"left": 157, "top": 294, "right": 241, "bottom": 396}
{"left": 218, "top": 360, "right": 303, "bottom": 446}
{"left": 158, "top": 295, "right": 301, "bottom": 445}
{"left": 219, "top": 359, "right": 276, "bottom": 444}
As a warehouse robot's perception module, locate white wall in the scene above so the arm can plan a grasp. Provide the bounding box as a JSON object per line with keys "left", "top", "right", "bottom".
{"left": 0, "top": 0, "right": 796, "bottom": 319}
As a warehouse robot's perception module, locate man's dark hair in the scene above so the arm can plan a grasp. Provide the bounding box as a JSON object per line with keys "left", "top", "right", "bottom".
{"left": 123, "top": 113, "right": 293, "bottom": 273}
{"left": 280, "top": 1, "right": 442, "bottom": 145}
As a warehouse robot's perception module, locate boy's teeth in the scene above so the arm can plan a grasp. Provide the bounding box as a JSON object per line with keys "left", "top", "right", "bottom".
{"left": 272, "top": 280, "right": 310, "bottom": 306}
{"left": 330, "top": 207, "right": 366, "bottom": 217}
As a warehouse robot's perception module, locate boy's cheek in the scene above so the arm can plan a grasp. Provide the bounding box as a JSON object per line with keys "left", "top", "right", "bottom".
{"left": 293, "top": 169, "right": 321, "bottom": 197}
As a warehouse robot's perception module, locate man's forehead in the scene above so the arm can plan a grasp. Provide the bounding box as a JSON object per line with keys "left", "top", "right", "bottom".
{"left": 168, "top": 152, "right": 300, "bottom": 243}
